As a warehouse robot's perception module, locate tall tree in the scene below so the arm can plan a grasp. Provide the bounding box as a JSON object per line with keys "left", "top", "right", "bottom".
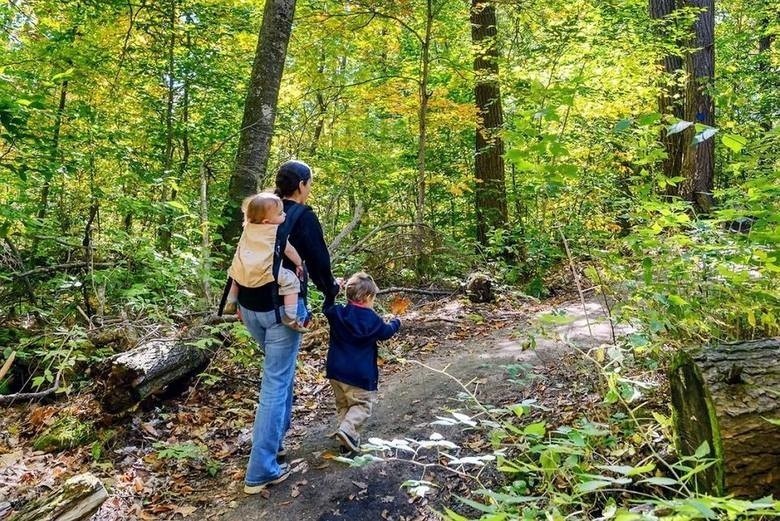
{"left": 221, "top": 0, "right": 297, "bottom": 244}
{"left": 157, "top": 0, "right": 177, "bottom": 253}
{"left": 679, "top": 0, "right": 715, "bottom": 212}
{"left": 416, "top": 0, "right": 434, "bottom": 225}
{"left": 758, "top": 9, "right": 775, "bottom": 132}
{"left": 471, "top": 0, "right": 507, "bottom": 245}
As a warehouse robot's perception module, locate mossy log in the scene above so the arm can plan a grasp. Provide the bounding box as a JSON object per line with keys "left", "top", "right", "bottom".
{"left": 95, "top": 339, "right": 211, "bottom": 414}
{"left": 670, "top": 337, "right": 780, "bottom": 498}
{"left": 9, "top": 473, "right": 108, "bottom": 521}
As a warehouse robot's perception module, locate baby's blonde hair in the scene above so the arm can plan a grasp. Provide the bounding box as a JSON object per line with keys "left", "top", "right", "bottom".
{"left": 345, "top": 272, "right": 379, "bottom": 303}
{"left": 242, "top": 193, "right": 282, "bottom": 224}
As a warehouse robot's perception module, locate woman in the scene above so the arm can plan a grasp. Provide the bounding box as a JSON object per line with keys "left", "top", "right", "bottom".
{"left": 238, "top": 160, "right": 340, "bottom": 493}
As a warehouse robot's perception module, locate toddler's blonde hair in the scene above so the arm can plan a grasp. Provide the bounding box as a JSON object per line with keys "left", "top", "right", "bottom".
{"left": 345, "top": 272, "right": 379, "bottom": 303}
{"left": 242, "top": 193, "right": 282, "bottom": 224}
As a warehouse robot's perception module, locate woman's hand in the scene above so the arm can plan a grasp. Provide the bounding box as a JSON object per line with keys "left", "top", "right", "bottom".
{"left": 236, "top": 306, "right": 243, "bottom": 324}
{"left": 295, "top": 264, "right": 304, "bottom": 279}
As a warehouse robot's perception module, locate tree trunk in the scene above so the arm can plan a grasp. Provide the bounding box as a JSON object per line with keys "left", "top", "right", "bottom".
{"left": 221, "top": 0, "right": 297, "bottom": 244}
{"left": 679, "top": 0, "right": 715, "bottom": 213}
{"left": 471, "top": 0, "right": 508, "bottom": 245}
{"left": 200, "top": 163, "right": 212, "bottom": 303}
{"left": 415, "top": 0, "right": 434, "bottom": 227}
{"left": 649, "top": 0, "right": 685, "bottom": 194}
{"left": 157, "top": 0, "right": 177, "bottom": 253}
{"left": 95, "top": 338, "right": 214, "bottom": 414}
{"left": 758, "top": 17, "right": 774, "bottom": 132}
{"left": 669, "top": 338, "right": 780, "bottom": 498}
{"left": 9, "top": 473, "right": 108, "bottom": 521}
{"left": 37, "top": 80, "right": 68, "bottom": 222}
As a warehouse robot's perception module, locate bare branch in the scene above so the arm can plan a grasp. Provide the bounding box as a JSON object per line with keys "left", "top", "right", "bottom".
{"left": 331, "top": 222, "right": 429, "bottom": 264}
{"left": 0, "top": 372, "right": 61, "bottom": 405}
{"left": 11, "top": 262, "right": 117, "bottom": 279}
{"left": 329, "top": 201, "right": 364, "bottom": 254}
{"left": 377, "top": 287, "right": 455, "bottom": 297}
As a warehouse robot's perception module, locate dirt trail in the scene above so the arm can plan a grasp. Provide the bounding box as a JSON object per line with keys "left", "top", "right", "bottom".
{"left": 199, "top": 298, "right": 623, "bottom": 521}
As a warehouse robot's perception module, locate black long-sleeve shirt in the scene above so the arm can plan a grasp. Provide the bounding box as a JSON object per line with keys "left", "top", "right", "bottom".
{"left": 237, "top": 200, "right": 339, "bottom": 312}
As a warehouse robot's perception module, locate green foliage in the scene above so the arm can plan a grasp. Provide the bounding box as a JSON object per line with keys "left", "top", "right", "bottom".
{"left": 154, "top": 441, "right": 220, "bottom": 477}
{"left": 33, "top": 414, "right": 93, "bottom": 453}
{"left": 603, "top": 169, "right": 779, "bottom": 347}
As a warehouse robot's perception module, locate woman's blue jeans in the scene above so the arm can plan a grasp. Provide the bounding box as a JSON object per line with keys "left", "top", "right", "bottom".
{"left": 241, "top": 302, "right": 303, "bottom": 485}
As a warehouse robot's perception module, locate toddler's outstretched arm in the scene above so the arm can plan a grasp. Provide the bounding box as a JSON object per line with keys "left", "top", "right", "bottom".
{"left": 377, "top": 317, "right": 401, "bottom": 341}
{"left": 285, "top": 240, "right": 304, "bottom": 278}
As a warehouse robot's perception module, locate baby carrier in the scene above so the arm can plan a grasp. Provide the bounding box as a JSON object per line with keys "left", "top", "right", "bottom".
{"left": 218, "top": 203, "right": 308, "bottom": 322}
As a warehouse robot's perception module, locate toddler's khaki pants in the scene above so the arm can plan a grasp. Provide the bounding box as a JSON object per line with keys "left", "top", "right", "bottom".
{"left": 329, "top": 379, "right": 377, "bottom": 441}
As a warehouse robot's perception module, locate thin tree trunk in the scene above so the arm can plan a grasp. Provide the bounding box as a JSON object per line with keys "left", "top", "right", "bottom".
{"left": 310, "top": 91, "right": 326, "bottom": 156}
{"left": 679, "top": 0, "right": 715, "bottom": 213}
{"left": 37, "top": 80, "right": 68, "bottom": 221}
{"left": 415, "top": 0, "right": 433, "bottom": 226}
{"left": 758, "top": 17, "right": 774, "bottom": 132}
{"left": 472, "top": 0, "right": 508, "bottom": 246}
{"left": 649, "top": 0, "right": 685, "bottom": 195}
{"left": 200, "top": 164, "right": 212, "bottom": 304}
{"left": 220, "top": 0, "right": 297, "bottom": 244}
{"left": 158, "top": 0, "right": 177, "bottom": 253}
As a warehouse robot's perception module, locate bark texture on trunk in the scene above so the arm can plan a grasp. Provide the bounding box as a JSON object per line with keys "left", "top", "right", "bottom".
{"left": 415, "top": 0, "right": 433, "bottom": 226}
{"left": 95, "top": 338, "right": 212, "bottom": 413}
{"left": 679, "top": 0, "right": 715, "bottom": 213}
{"left": 472, "top": 0, "right": 507, "bottom": 245}
{"left": 9, "top": 473, "right": 107, "bottom": 521}
{"left": 222, "top": 0, "right": 297, "bottom": 244}
{"left": 670, "top": 338, "right": 780, "bottom": 498}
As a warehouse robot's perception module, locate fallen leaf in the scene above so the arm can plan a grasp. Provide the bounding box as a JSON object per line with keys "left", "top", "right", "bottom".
{"left": 141, "top": 422, "right": 160, "bottom": 437}
{"left": 172, "top": 505, "right": 198, "bottom": 518}
{"left": 389, "top": 296, "right": 412, "bottom": 315}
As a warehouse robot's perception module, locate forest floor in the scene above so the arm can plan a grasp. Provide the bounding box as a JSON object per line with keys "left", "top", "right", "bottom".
{"left": 1, "top": 291, "right": 643, "bottom": 521}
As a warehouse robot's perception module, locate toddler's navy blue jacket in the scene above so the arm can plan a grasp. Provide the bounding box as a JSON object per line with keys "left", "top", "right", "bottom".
{"left": 324, "top": 303, "right": 401, "bottom": 391}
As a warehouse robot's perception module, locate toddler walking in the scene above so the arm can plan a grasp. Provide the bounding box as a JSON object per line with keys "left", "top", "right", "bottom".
{"left": 225, "top": 193, "right": 308, "bottom": 332}
{"left": 324, "top": 272, "right": 401, "bottom": 452}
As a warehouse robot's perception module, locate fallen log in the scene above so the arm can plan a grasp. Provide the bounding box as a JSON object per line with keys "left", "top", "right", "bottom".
{"left": 9, "top": 473, "right": 108, "bottom": 521}
{"left": 669, "top": 337, "right": 780, "bottom": 498}
{"left": 95, "top": 338, "right": 212, "bottom": 414}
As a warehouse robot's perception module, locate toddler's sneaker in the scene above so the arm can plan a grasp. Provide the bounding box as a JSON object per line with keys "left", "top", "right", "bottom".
{"left": 336, "top": 430, "right": 360, "bottom": 452}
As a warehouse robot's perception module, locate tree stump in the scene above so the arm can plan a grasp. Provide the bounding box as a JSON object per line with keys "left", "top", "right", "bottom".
{"left": 94, "top": 339, "right": 212, "bottom": 414}
{"left": 465, "top": 272, "right": 493, "bottom": 303}
{"left": 669, "top": 338, "right": 780, "bottom": 498}
{"left": 9, "top": 473, "right": 108, "bottom": 521}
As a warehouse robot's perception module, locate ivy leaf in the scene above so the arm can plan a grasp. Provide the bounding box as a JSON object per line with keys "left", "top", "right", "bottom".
{"left": 575, "top": 479, "right": 612, "bottom": 493}
{"left": 523, "top": 421, "right": 546, "bottom": 437}
{"left": 455, "top": 495, "right": 495, "bottom": 513}
{"left": 613, "top": 118, "right": 633, "bottom": 133}
{"left": 721, "top": 133, "right": 747, "bottom": 153}
{"left": 637, "top": 112, "right": 661, "bottom": 126}
{"left": 694, "top": 440, "right": 711, "bottom": 459}
{"left": 640, "top": 476, "right": 679, "bottom": 486}
{"left": 666, "top": 120, "right": 692, "bottom": 135}
{"left": 693, "top": 125, "right": 718, "bottom": 144}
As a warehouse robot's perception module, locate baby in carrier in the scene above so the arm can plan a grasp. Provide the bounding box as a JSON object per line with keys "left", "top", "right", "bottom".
{"left": 224, "top": 192, "right": 308, "bottom": 332}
